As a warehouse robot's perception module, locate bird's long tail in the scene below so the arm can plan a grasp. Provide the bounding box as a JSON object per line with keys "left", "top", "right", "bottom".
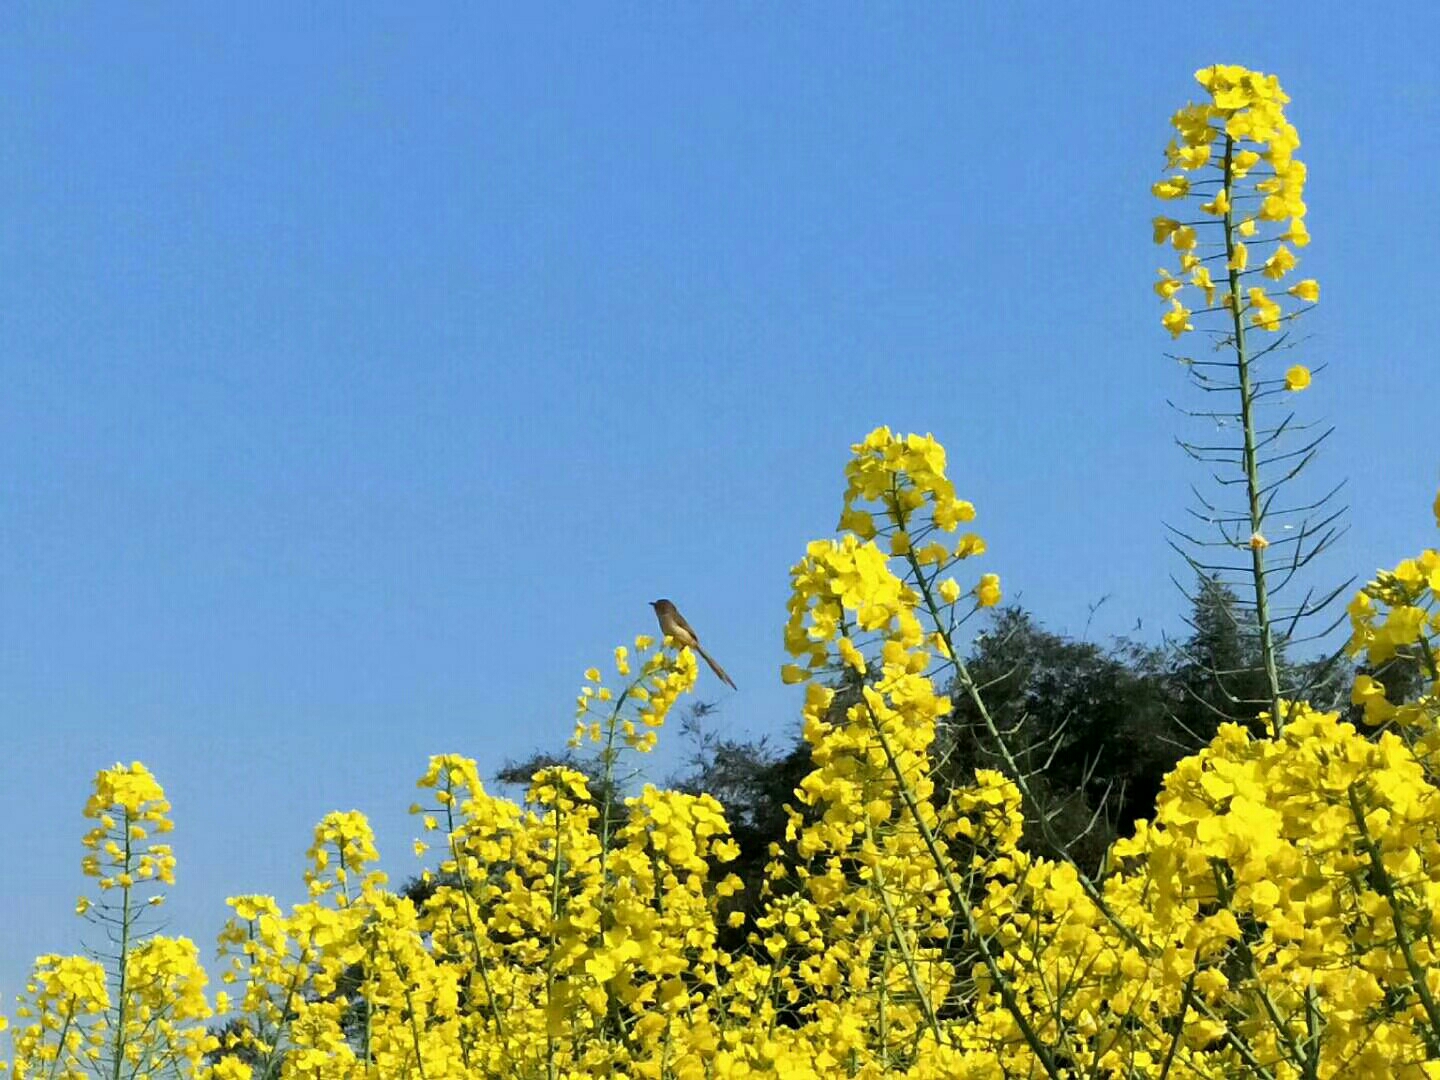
{"left": 694, "top": 644, "right": 737, "bottom": 690}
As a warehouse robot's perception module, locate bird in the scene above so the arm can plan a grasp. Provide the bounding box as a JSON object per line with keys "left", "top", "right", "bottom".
{"left": 650, "top": 599, "right": 737, "bottom": 690}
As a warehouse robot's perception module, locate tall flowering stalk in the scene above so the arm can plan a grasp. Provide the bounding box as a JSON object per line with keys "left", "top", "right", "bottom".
{"left": 1153, "top": 65, "right": 1340, "bottom": 735}
{"left": 4, "top": 764, "right": 216, "bottom": 1079}
{"left": 781, "top": 428, "right": 1073, "bottom": 1075}
{"left": 571, "top": 635, "right": 699, "bottom": 854}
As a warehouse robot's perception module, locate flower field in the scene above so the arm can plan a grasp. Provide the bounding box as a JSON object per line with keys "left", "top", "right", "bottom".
{"left": 7, "top": 65, "right": 1440, "bottom": 1080}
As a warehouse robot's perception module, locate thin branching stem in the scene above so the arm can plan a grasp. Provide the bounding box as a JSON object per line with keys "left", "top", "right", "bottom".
{"left": 1220, "top": 135, "right": 1285, "bottom": 732}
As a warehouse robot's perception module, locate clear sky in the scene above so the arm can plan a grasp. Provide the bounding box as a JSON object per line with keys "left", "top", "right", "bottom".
{"left": 3, "top": 4, "right": 1437, "bottom": 1007}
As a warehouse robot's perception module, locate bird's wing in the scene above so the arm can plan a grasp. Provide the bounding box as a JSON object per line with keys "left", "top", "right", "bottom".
{"left": 672, "top": 607, "right": 699, "bottom": 641}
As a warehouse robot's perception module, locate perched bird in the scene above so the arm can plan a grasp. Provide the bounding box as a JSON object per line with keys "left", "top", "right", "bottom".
{"left": 650, "top": 599, "right": 737, "bottom": 690}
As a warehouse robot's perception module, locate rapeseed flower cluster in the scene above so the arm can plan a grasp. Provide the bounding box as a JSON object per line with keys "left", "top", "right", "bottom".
{"left": 1347, "top": 511, "right": 1440, "bottom": 734}
{"left": 1153, "top": 65, "right": 1320, "bottom": 392}
{"left": 6, "top": 764, "right": 217, "bottom": 1079}
{"left": 572, "top": 633, "right": 698, "bottom": 755}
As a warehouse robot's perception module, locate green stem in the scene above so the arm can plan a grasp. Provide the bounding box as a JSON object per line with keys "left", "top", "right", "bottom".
{"left": 1221, "top": 134, "right": 1285, "bottom": 733}
{"left": 876, "top": 932, "right": 890, "bottom": 1068}
{"left": 1416, "top": 635, "right": 1440, "bottom": 683}
{"left": 401, "top": 977, "right": 430, "bottom": 1080}
{"left": 862, "top": 818, "right": 946, "bottom": 1048}
{"left": 363, "top": 925, "right": 375, "bottom": 1077}
{"left": 1156, "top": 968, "right": 1196, "bottom": 1080}
{"left": 1211, "top": 863, "right": 1311, "bottom": 1077}
{"left": 1347, "top": 783, "right": 1440, "bottom": 1055}
{"left": 441, "top": 795, "right": 509, "bottom": 1046}
{"left": 545, "top": 798, "right": 566, "bottom": 1080}
{"left": 856, "top": 689, "right": 1069, "bottom": 1077}
{"left": 596, "top": 680, "right": 637, "bottom": 888}
{"left": 334, "top": 829, "right": 354, "bottom": 908}
{"left": 44, "top": 1000, "right": 76, "bottom": 1080}
{"left": 1302, "top": 985, "right": 1323, "bottom": 1076}
{"left": 890, "top": 486, "right": 1147, "bottom": 955}
{"left": 110, "top": 814, "right": 133, "bottom": 1080}
{"left": 256, "top": 944, "right": 310, "bottom": 1079}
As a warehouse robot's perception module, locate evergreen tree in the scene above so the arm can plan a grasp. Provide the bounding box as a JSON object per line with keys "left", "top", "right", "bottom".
{"left": 1168, "top": 574, "right": 1283, "bottom": 745}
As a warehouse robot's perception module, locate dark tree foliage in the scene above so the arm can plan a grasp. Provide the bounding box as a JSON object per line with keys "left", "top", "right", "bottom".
{"left": 665, "top": 705, "right": 815, "bottom": 956}
{"left": 665, "top": 585, "right": 1335, "bottom": 885}
{"left": 671, "top": 708, "right": 812, "bottom": 871}
{"left": 936, "top": 607, "right": 1174, "bottom": 872}
{"left": 1169, "top": 575, "right": 1280, "bottom": 742}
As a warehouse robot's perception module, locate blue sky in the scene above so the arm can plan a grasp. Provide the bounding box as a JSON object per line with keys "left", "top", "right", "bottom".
{"left": 3, "top": 5, "right": 1437, "bottom": 1006}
